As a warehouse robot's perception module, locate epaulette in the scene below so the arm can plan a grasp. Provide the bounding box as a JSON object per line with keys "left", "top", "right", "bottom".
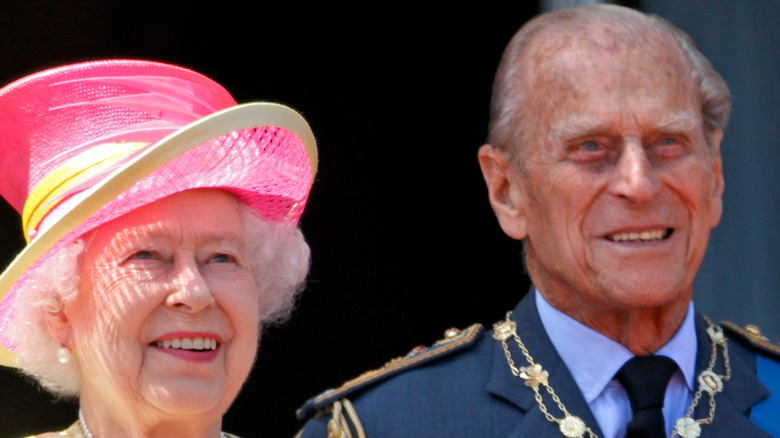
{"left": 721, "top": 321, "right": 780, "bottom": 359}
{"left": 297, "top": 323, "right": 484, "bottom": 420}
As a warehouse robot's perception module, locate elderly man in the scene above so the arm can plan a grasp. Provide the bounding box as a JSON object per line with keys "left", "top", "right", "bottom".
{"left": 297, "top": 5, "right": 779, "bottom": 437}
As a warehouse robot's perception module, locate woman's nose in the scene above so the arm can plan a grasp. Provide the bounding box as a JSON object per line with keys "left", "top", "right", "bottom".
{"left": 164, "top": 260, "right": 215, "bottom": 313}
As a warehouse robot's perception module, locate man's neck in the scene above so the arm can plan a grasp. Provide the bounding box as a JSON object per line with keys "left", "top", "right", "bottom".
{"left": 539, "top": 289, "right": 690, "bottom": 355}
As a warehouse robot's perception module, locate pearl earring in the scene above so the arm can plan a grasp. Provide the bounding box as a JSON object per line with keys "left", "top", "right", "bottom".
{"left": 56, "top": 346, "right": 71, "bottom": 364}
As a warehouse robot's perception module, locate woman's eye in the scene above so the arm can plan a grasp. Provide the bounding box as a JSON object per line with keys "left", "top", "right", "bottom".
{"left": 211, "top": 253, "right": 235, "bottom": 263}
{"left": 659, "top": 137, "right": 677, "bottom": 145}
{"left": 132, "top": 250, "right": 155, "bottom": 260}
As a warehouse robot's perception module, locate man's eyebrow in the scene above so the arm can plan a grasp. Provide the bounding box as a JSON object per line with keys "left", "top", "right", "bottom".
{"left": 548, "top": 116, "right": 609, "bottom": 142}
{"left": 655, "top": 111, "right": 698, "bottom": 133}
{"left": 547, "top": 112, "right": 699, "bottom": 143}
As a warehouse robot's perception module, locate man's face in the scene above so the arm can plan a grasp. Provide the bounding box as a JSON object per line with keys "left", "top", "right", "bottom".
{"left": 505, "top": 28, "right": 724, "bottom": 319}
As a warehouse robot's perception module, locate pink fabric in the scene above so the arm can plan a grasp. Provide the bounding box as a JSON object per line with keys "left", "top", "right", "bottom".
{"left": 0, "top": 60, "right": 313, "bottom": 352}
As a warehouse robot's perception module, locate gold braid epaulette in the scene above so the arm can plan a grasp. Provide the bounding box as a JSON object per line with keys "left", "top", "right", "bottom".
{"left": 721, "top": 321, "right": 780, "bottom": 357}
{"left": 295, "top": 323, "right": 484, "bottom": 433}
{"left": 312, "top": 323, "right": 484, "bottom": 405}
{"left": 326, "top": 399, "right": 365, "bottom": 438}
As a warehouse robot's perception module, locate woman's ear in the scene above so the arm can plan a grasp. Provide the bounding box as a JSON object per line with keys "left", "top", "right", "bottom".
{"left": 478, "top": 144, "right": 529, "bottom": 240}
{"left": 44, "top": 307, "right": 74, "bottom": 349}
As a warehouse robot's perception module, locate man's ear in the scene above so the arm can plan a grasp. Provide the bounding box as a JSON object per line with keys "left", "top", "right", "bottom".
{"left": 478, "top": 144, "right": 528, "bottom": 240}
{"left": 44, "top": 306, "right": 74, "bottom": 350}
{"left": 708, "top": 127, "right": 725, "bottom": 229}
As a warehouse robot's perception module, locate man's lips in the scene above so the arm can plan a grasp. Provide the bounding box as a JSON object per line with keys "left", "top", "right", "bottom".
{"left": 604, "top": 228, "right": 673, "bottom": 242}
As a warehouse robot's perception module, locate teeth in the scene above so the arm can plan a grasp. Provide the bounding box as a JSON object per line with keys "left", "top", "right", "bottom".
{"left": 608, "top": 229, "right": 668, "bottom": 242}
{"left": 154, "top": 337, "right": 218, "bottom": 351}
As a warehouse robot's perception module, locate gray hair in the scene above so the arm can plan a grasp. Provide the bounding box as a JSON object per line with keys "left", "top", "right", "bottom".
{"left": 487, "top": 4, "right": 730, "bottom": 157}
{"left": 6, "top": 203, "right": 310, "bottom": 397}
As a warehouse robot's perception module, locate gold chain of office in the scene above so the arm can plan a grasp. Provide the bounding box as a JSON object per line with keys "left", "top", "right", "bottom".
{"left": 492, "top": 312, "right": 730, "bottom": 438}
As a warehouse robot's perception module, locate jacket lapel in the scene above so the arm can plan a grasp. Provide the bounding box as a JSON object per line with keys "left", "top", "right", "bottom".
{"left": 692, "top": 314, "right": 772, "bottom": 437}
{"left": 485, "top": 292, "right": 604, "bottom": 438}
{"left": 482, "top": 299, "right": 772, "bottom": 437}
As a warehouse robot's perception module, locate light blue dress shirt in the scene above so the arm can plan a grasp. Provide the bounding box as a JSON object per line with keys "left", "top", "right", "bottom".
{"left": 535, "top": 290, "right": 696, "bottom": 438}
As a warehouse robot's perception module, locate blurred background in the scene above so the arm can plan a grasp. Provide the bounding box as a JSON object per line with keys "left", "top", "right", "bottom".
{"left": 0, "top": 1, "right": 777, "bottom": 436}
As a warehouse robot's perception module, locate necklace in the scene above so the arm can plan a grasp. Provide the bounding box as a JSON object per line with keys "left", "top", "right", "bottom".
{"left": 78, "top": 410, "right": 93, "bottom": 438}
{"left": 78, "top": 410, "right": 229, "bottom": 438}
{"left": 492, "top": 312, "right": 730, "bottom": 438}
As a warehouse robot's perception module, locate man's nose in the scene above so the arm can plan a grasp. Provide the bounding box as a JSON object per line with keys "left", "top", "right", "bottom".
{"left": 607, "top": 141, "right": 661, "bottom": 205}
{"left": 165, "top": 259, "right": 215, "bottom": 313}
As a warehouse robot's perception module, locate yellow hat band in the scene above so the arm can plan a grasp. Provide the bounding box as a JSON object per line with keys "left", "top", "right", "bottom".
{"left": 22, "top": 142, "right": 148, "bottom": 242}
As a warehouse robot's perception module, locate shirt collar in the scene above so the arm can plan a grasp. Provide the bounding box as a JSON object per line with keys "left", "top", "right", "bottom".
{"left": 535, "top": 289, "right": 697, "bottom": 403}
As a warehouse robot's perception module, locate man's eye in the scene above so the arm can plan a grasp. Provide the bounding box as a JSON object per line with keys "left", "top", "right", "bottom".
{"left": 652, "top": 137, "right": 686, "bottom": 160}
{"left": 568, "top": 139, "right": 607, "bottom": 163}
{"left": 580, "top": 141, "right": 601, "bottom": 151}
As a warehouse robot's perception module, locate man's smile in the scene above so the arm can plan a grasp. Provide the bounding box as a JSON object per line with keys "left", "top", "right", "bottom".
{"left": 605, "top": 228, "right": 672, "bottom": 243}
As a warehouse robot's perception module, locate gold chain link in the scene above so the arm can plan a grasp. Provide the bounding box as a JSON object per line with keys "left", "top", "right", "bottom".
{"left": 494, "top": 311, "right": 730, "bottom": 438}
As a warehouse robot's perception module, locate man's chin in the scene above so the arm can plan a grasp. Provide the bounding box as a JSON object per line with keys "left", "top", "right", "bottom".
{"left": 599, "top": 280, "right": 692, "bottom": 313}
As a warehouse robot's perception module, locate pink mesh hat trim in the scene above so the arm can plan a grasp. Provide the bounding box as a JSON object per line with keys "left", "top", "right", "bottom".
{"left": 0, "top": 60, "right": 315, "bottom": 358}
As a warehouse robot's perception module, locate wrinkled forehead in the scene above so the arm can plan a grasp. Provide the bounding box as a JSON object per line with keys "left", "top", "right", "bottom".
{"left": 82, "top": 189, "right": 247, "bottom": 255}
{"left": 517, "top": 22, "right": 698, "bottom": 135}
{"left": 526, "top": 21, "right": 692, "bottom": 93}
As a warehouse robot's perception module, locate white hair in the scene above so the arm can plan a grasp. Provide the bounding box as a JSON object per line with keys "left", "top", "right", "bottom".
{"left": 7, "top": 203, "right": 310, "bottom": 397}
{"left": 488, "top": 4, "right": 730, "bottom": 160}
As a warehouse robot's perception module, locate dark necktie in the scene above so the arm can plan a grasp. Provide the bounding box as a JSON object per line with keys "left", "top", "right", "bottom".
{"left": 616, "top": 355, "right": 678, "bottom": 438}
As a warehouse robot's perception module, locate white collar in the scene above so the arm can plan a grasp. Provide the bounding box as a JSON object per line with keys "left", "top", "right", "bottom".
{"left": 534, "top": 289, "right": 697, "bottom": 403}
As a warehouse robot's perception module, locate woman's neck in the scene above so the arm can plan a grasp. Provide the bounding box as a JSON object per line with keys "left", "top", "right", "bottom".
{"left": 79, "top": 400, "right": 224, "bottom": 438}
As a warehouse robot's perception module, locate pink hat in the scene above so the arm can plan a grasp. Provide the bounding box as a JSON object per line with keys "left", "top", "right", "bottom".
{"left": 0, "top": 59, "right": 317, "bottom": 365}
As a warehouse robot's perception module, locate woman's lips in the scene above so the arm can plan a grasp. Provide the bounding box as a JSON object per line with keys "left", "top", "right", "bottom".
{"left": 150, "top": 333, "right": 222, "bottom": 362}
{"left": 153, "top": 336, "right": 218, "bottom": 350}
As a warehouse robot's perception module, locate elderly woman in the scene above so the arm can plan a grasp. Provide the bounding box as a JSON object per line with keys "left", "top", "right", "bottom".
{"left": 0, "top": 60, "right": 317, "bottom": 437}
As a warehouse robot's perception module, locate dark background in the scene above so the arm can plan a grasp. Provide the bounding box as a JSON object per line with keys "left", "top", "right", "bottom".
{"left": 0, "top": 2, "right": 537, "bottom": 437}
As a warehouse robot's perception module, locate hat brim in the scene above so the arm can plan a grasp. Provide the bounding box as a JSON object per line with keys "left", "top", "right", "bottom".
{"left": 0, "top": 101, "right": 316, "bottom": 366}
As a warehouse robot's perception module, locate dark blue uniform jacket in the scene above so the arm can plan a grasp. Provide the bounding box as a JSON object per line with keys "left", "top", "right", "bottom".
{"left": 298, "top": 293, "right": 780, "bottom": 437}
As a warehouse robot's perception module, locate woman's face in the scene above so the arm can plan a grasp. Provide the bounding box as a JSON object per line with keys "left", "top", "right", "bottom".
{"left": 63, "top": 189, "right": 260, "bottom": 429}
